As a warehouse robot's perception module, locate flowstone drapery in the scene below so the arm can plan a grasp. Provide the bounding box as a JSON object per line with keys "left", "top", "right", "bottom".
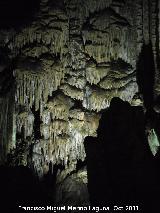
{"left": 0, "top": 0, "right": 159, "bottom": 184}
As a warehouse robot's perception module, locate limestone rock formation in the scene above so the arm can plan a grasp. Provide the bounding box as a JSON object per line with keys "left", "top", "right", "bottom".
{"left": 55, "top": 166, "right": 90, "bottom": 206}
{"left": 0, "top": 0, "right": 159, "bottom": 200}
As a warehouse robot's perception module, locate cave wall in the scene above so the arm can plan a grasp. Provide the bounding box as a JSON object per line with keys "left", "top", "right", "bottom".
{"left": 0, "top": 0, "right": 159, "bottom": 181}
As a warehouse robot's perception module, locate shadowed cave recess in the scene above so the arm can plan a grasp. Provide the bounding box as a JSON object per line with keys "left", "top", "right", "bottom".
{"left": 0, "top": 0, "right": 160, "bottom": 212}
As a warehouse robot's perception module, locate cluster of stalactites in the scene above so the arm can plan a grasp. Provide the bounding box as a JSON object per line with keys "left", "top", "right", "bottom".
{"left": 86, "top": 61, "right": 109, "bottom": 85}
{"left": 83, "top": 58, "right": 138, "bottom": 111}
{"left": 0, "top": 98, "right": 10, "bottom": 162}
{"left": 3, "top": 0, "right": 142, "bottom": 179}
{"left": 47, "top": 93, "right": 74, "bottom": 120}
{"left": 31, "top": 91, "right": 100, "bottom": 176}
{"left": 0, "top": 91, "right": 15, "bottom": 162}
{"left": 83, "top": 80, "right": 138, "bottom": 112}
{"left": 7, "top": 27, "right": 68, "bottom": 58}
{"left": 14, "top": 62, "right": 64, "bottom": 113}
{"left": 16, "top": 111, "right": 34, "bottom": 139}
{"left": 65, "top": 0, "right": 113, "bottom": 19}
{"left": 4, "top": 1, "right": 69, "bottom": 59}
{"left": 83, "top": 27, "right": 137, "bottom": 67}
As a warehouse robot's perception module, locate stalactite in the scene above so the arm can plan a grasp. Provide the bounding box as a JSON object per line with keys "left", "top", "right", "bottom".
{"left": 16, "top": 111, "right": 34, "bottom": 139}
{"left": 83, "top": 86, "right": 111, "bottom": 111}
{"left": 47, "top": 118, "right": 87, "bottom": 167}
{"left": 83, "top": 0, "right": 113, "bottom": 18}
{"left": 83, "top": 26, "right": 137, "bottom": 66}
{"left": 99, "top": 75, "right": 136, "bottom": 90}
{"left": 142, "top": 0, "right": 150, "bottom": 44}
{"left": 83, "top": 30, "right": 110, "bottom": 45}
{"left": 14, "top": 61, "right": 64, "bottom": 112}
{"left": 108, "top": 69, "right": 134, "bottom": 79}
{"left": 66, "top": 76, "right": 86, "bottom": 89}
{"left": 47, "top": 93, "right": 74, "bottom": 120}
{"left": 49, "top": 120, "right": 69, "bottom": 141}
{"left": 56, "top": 161, "right": 78, "bottom": 184}
{"left": 0, "top": 90, "right": 15, "bottom": 162}
{"left": 32, "top": 109, "right": 100, "bottom": 176}
{"left": 33, "top": 132, "right": 86, "bottom": 170}
{"left": 69, "top": 109, "right": 85, "bottom": 121}
{"left": 9, "top": 28, "right": 67, "bottom": 56}
{"left": 60, "top": 84, "right": 84, "bottom": 101}
{"left": 135, "top": 0, "right": 143, "bottom": 56}
{"left": 68, "top": 40, "right": 86, "bottom": 70}
{"left": 6, "top": 8, "right": 69, "bottom": 58}
{"left": 41, "top": 109, "right": 51, "bottom": 125}
{"left": 82, "top": 4, "right": 138, "bottom": 67}
{"left": 65, "top": 0, "right": 113, "bottom": 20}
{"left": 40, "top": 124, "right": 50, "bottom": 140}
{"left": 23, "top": 45, "right": 49, "bottom": 58}
{"left": 0, "top": 97, "right": 9, "bottom": 162}
{"left": 11, "top": 111, "right": 17, "bottom": 150}
{"left": 150, "top": 0, "right": 160, "bottom": 97}
{"left": 83, "top": 112, "right": 100, "bottom": 137}
{"left": 0, "top": 0, "right": 152, "bottom": 180}
{"left": 119, "top": 80, "right": 138, "bottom": 103}
{"left": 86, "top": 61, "right": 109, "bottom": 85}
{"left": 83, "top": 79, "right": 138, "bottom": 111}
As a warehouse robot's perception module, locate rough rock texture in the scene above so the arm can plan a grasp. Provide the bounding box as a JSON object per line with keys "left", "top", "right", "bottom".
{"left": 0, "top": 0, "right": 159, "bottom": 189}
{"left": 55, "top": 166, "right": 90, "bottom": 206}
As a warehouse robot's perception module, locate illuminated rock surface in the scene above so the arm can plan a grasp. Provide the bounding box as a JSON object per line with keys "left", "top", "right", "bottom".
{"left": 0, "top": 0, "right": 160, "bottom": 209}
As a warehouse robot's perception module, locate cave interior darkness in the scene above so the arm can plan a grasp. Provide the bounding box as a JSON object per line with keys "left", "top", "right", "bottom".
{"left": 0, "top": 0, "right": 160, "bottom": 212}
